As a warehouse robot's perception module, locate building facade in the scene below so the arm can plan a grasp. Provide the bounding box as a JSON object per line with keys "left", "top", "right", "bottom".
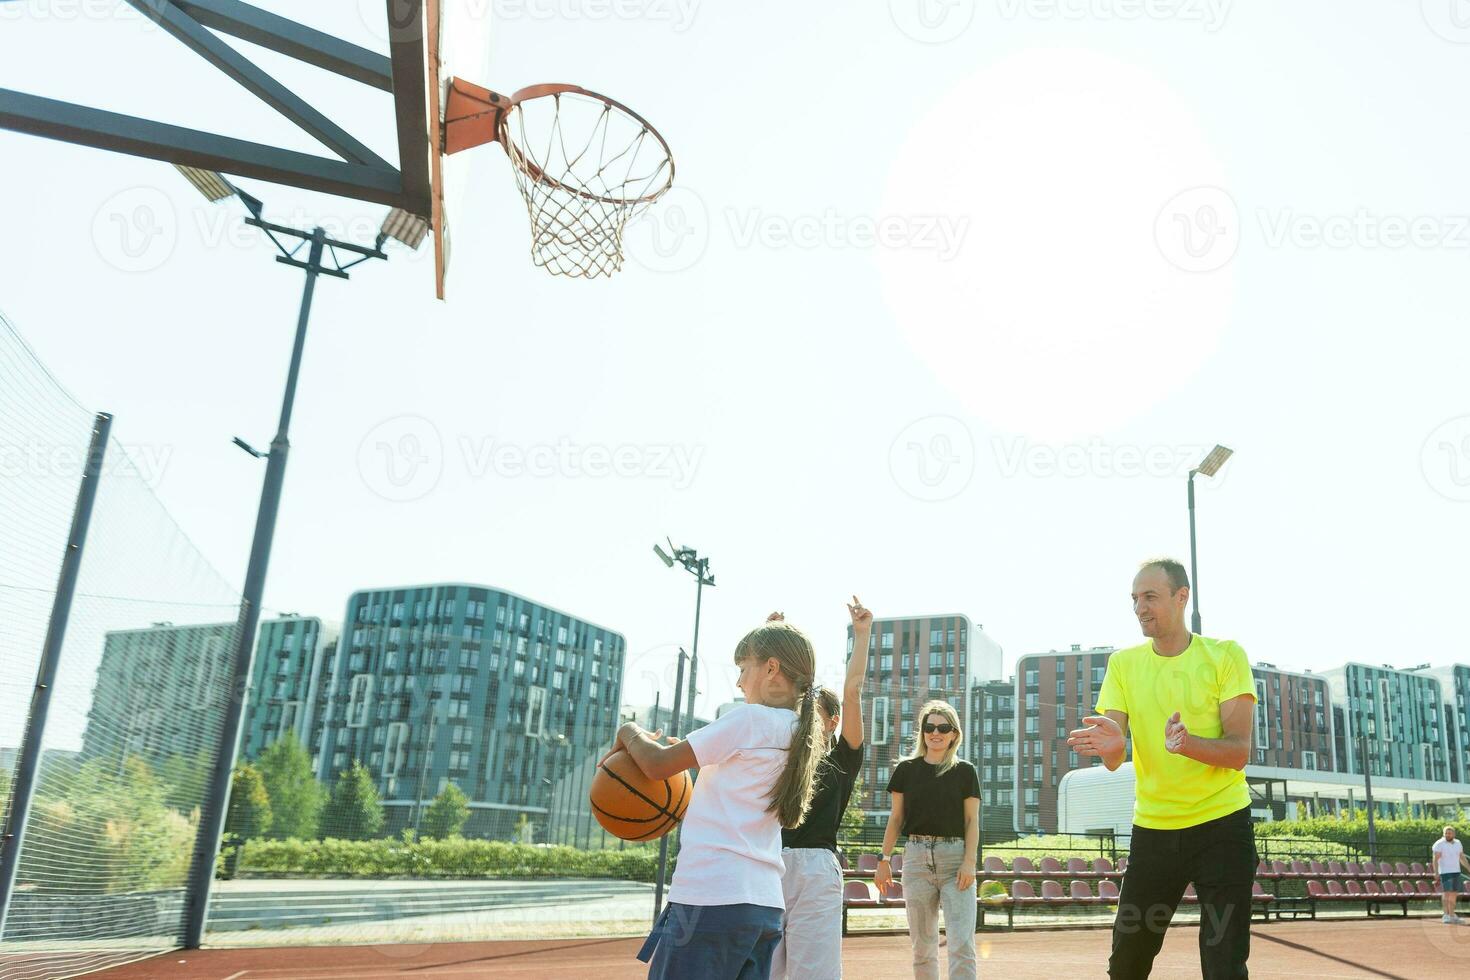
{"left": 238, "top": 616, "right": 337, "bottom": 763}
{"left": 1014, "top": 645, "right": 1118, "bottom": 833}
{"left": 1415, "top": 665, "right": 1470, "bottom": 784}
{"left": 849, "top": 614, "right": 1003, "bottom": 818}
{"left": 315, "top": 584, "right": 625, "bottom": 843}
{"left": 1249, "top": 664, "right": 1334, "bottom": 771}
{"left": 80, "top": 621, "right": 236, "bottom": 769}
{"left": 1323, "top": 663, "right": 1448, "bottom": 782}
{"left": 968, "top": 678, "right": 1017, "bottom": 838}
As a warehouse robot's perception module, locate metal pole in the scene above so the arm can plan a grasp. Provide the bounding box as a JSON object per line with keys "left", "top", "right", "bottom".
{"left": 0, "top": 413, "right": 111, "bottom": 938}
{"left": 653, "top": 650, "right": 687, "bottom": 921}
{"left": 1187, "top": 471, "right": 1202, "bottom": 635}
{"left": 1361, "top": 734, "right": 1377, "bottom": 861}
{"left": 685, "top": 563, "right": 705, "bottom": 735}
{"left": 184, "top": 228, "right": 327, "bottom": 949}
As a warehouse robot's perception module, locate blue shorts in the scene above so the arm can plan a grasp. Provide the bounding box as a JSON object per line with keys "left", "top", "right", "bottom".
{"left": 638, "top": 902, "right": 783, "bottom": 979}
{"left": 1441, "top": 872, "right": 1464, "bottom": 893}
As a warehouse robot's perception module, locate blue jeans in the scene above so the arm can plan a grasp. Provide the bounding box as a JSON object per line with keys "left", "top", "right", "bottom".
{"left": 902, "top": 838, "right": 976, "bottom": 980}
{"left": 639, "top": 902, "right": 783, "bottom": 980}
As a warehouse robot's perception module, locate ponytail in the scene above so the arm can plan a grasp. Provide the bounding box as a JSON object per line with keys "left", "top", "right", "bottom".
{"left": 732, "top": 621, "right": 825, "bottom": 829}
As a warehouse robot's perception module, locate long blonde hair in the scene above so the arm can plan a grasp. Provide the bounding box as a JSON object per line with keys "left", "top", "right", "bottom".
{"left": 907, "top": 699, "right": 963, "bottom": 775}
{"left": 732, "top": 622, "right": 824, "bottom": 829}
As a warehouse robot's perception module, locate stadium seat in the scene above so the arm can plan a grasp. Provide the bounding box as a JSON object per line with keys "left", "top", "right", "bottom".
{"left": 1288, "top": 861, "right": 1311, "bottom": 879}
{"left": 1394, "top": 862, "right": 1411, "bottom": 876}
{"left": 1181, "top": 882, "right": 1199, "bottom": 905}
{"left": 1117, "top": 855, "right": 1129, "bottom": 873}
{"left": 1327, "top": 861, "right": 1346, "bottom": 876}
{"left": 1344, "top": 861, "right": 1364, "bottom": 876}
{"left": 1271, "top": 860, "right": 1291, "bottom": 879}
{"left": 890, "top": 854, "right": 903, "bottom": 875}
{"left": 1039, "top": 857, "right": 1064, "bottom": 877}
{"left": 1093, "top": 857, "right": 1117, "bottom": 878}
{"left": 1345, "top": 880, "right": 1364, "bottom": 896}
{"left": 1410, "top": 862, "right": 1426, "bottom": 876}
{"left": 1251, "top": 881, "right": 1276, "bottom": 921}
{"left": 1363, "top": 880, "right": 1382, "bottom": 895}
{"left": 857, "top": 854, "right": 879, "bottom": 876}
{"left": 1376, "top": 861, "right": 1395, "bottom": 877}
{"left": 1070, "top": 880, "right": 1100, "bottom": 905}
{"left": 1308, "top": 861, "right": 1327, "bottom": 876}
{"left": 840, "top": 879, "right": 877, "bottom": 935}
{"left": 1416, "top": 881, "right": 1436, "bottom": 897}
{"left": 1067, "top": 857, "right": 1096, "bottom": 879}
{"left": 1012, "top": 857, "right": 1042, "bottom": 878}
{"left": 838, "top": 852, "right": 849, "bottom": 870}
{"left": 1255, "top": 859, "right": 1274, "bottom": 879}
{"left": 1011, "top": 880, "right": 1044, "bottom": 907}
{"left": 1097, "top": 880, "right": 1121, "bottom": 902}
{"left": 982, "top": 855, "right": 1009, "bottom": 876}
{"left": 1039, "top": 880, "right": 1068, "bottom": 906}
{"left": 1326, "top": 880, "right": 1348, "bottom": 899}
{"left": 977, "top": 879, "right": 1016, "bottom": 930}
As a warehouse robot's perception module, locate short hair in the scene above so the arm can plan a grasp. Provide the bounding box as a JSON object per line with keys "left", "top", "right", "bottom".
{"left": 1138, "top": 558, "right": 1190, "bottom": 593}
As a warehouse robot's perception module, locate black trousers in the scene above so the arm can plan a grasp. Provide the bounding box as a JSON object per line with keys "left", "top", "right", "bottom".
{"left": 1109, "top": 805, "right": 1257, "bottom": 980}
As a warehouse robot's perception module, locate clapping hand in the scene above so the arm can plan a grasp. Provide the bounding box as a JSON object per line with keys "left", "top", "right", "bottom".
{"left": 1164, "top": 712, "right": 1189, "bottom": 754}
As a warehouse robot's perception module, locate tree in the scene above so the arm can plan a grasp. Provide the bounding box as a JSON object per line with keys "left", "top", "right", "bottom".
{"left": 224, "top": 763, "right": 272, "bottom": 841}
{"left": 320, "top": 760, "right": 383, "bottom": 840}
{"left": 422, "top": 782, "right": 470, "bottom": 839}
{"left": 838, "top": 774, "right": 867, "bottom": 855}
{"left": 256, "top": 735, "right": 325, "bottom": 840}
{"left": 159, "top": 750, "right": 212, "bottom": 815}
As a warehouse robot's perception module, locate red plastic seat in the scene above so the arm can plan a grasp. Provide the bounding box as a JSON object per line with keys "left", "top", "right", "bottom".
{"left": 1039, "top": 880, "right": 1068, "bottom": 904}
{"left": 890, "top": 854, "right": 903, "bottom": 875}
{"left": 1410, "top": 862, "right": 1426, "bottom": 876}
{"left": 1308, "top": 861, "right": 1327, "bottom": 876}
{"left": 878, "top": 880, "right": 904, "bottom": 905}
{"left": 983, "top": 855, "right": 1009, "bottom": 875}
{"left": 1255, "top": 859, "right": 1274, "bottom": 879}
{"left": 1363, "top": 880, "right": 1382, "bottom": 896}
{"left": 1394, "top": 862, "right": 1411, "bottom": 876}
{"left": 857, "top": 854, "right": 879, "bottom": 875}
{"left": 1326, "top": 880, "right": 1347, "bottom": 897}
{"left": 1182, "top": 882, "right": 1199, "bottom": 905}
{"left": 1379, "top": 880, "right": 1399, "bottom": 896}
{"left": 844, "top": 879, "right": 878, "bottom": 907}
{"left": 1417, "top": 881, "right": 1436, "bottom": 896}
{"left": 1070, "top": 880, "right": 1098, "bottom": 904}
{"left": 1039, "top": 857, "right": 1064, "bottom": 877}
{"left": 1011, "top": 880, "right": 1043, "bottom": 906}
{"left": 1307, "top": 880, "right": 1327, "bottom": 899}
{"left": 1067, "top": 857, "right": 1094, "bottom": 879}
{"left": 1345, "top": 881, "right": 1364, "bottom": 896}
{"left": 1012, "top": 857, "right": 1042, "bottom": 878}
{"left": 1271, "top": 860, "right": 1291, "bottom": 879}
{"left": 1327, "top": 861, "right": 1346, "bottom": 876}
{"left": 1289, "top": 861, "right": 1311, "bottom": 879}
{"left": 1344, "top": 861, "right": 1363, "bottom": 876}
{"left": 1376, "top": 861, "right": 1395, "bottom": 877}
{"left": 1252, "top": 882, "right": 1274, "bottom": 904}
{"left": 1117, "top": 856, "right": 1129, "bottom": 873}
{"left": 837, "top": 852, "right": 850, "bottom": 870}
{"left": 1093, "top": 857, "right": 1116, "bottom": 877}
{"left": 1097, "top": 879, "right": 1121, "bottom": 902}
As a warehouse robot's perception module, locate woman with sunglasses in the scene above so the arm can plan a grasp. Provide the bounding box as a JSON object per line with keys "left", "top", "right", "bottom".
{"left": 875, "top": 699, "right": 979, "bottom": 980}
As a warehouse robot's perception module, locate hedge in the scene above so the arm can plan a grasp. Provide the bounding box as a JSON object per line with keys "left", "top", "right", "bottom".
{"left": 233, "top": 837, "right": 668, "bottom": 882}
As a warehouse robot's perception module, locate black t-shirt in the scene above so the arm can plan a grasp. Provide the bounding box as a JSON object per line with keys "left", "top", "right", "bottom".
{"left": 782, "top": 734, "right": 864, "bottom": 851}
{"left": 886, "top": 758, "right": 980, "bottom": 839}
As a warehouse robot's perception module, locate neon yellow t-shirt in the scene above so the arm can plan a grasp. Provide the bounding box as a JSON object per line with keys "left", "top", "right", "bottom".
{"left": 1094, "top": 634, "right": 1255, "bottom": 830}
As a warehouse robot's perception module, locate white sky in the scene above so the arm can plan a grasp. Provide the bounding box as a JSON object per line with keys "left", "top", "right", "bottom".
{"left": 4, "top": 0, "right": 1470, "bottom": 726}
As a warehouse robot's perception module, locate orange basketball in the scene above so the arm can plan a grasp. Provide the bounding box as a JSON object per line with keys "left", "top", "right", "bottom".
{"left": 589, "top": 750, "right": 692, "bottom": 842}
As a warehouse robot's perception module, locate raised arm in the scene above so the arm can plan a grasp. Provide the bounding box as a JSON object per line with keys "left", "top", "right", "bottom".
{"left": 842, "top": 596, "right": 873, "bottom": 749}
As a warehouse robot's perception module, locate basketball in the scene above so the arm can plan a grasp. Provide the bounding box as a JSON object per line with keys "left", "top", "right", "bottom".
{"left": 589, "top": 750, "right": 692, "bottom": 842}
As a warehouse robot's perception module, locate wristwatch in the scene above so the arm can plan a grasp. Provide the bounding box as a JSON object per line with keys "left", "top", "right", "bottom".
{"left": 879, "top": 854, "right": 893, "bottom": 864}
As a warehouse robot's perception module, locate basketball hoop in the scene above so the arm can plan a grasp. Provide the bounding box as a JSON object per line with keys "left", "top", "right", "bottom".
{"left": 443, "top": 80, "right": 674, "bottom": 278}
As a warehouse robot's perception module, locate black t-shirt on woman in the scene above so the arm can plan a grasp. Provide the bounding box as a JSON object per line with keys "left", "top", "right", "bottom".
{"left": 782, "top": 734, "right": 864, "bottom": 851}
{"left": 885, "top": 758, "right": 980, "bottom": 839}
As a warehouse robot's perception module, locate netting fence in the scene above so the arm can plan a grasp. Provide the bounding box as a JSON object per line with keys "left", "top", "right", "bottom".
{"left": 0, "top": 310, "right": 243, "bottom": 979}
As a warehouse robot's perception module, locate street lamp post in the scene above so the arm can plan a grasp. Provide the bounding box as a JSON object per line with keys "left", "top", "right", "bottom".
{"left": 653, "top": 539, "right": 715, "bottom": 734}
{"left": 178, "top": 169, "right": 426, "bottom": 950}
{"left": 1187, "top": 445, "right": 1234, "bottom": 635}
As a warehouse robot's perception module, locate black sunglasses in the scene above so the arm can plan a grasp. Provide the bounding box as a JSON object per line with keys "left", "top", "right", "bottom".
{"left": 922, "top": 722, "right": 955, "bottom": 735}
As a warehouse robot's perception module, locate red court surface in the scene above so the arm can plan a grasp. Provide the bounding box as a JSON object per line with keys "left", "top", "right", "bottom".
{"left": 88, "top": 918, "right": 1470, "bottom": 979}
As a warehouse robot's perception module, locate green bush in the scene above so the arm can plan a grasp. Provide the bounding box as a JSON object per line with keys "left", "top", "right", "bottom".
{"left": 422, "top": 784, "right": 470, "bottom": 840}
{"left": 235, "top": 837, "right": 667, "bottom": 882}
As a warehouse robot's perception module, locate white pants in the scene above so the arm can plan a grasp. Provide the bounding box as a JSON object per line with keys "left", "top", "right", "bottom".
{"left": 770, "top": 847, "right": 844, "bottom": 980}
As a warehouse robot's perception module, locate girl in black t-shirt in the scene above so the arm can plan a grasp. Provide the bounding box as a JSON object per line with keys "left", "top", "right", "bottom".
{"left": 877, "top": 700, "right": 979, "bottom": 980}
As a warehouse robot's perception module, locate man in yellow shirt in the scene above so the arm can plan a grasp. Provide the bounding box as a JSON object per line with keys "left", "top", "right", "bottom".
{"left": 1068, "top": 559, "right": 1257, "bottom": 979}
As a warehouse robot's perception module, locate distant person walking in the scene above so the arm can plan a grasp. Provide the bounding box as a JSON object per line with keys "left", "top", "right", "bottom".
{"left": 1432, "top": 825, "right": 1469, "bottom": 923}
{"left": 876, "top": 699, "right": 979, "bottom": 980}
{"left": 1069, "top": 558, "right": 1258, "bottom": 980}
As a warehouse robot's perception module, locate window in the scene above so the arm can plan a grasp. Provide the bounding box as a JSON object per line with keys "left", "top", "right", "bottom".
{"left": 1302, "top": 750, "right": 1317, "bottom": 771}
{"left": 1254, "top": 679, "right": 1268, "bottom": 751}
{"left": 384, "top": 722, "right": 408, "bottom": 777}
{"left": 871, "top": 696, "right": 891, "bottom": 746}
{"left": 347, "top": 674, "right": 373, "bottom": 727}
{"left": 279, "top": 701, "right": 301, "bottom": 739}
{"left": 193, "top": 635, "right": 223, "bottom": 708}
{"left": 526, "top": 686, "right": 547, "bottom": 737}
{"left": 1024, "top": 788, "right": 1039, "bottom": 805}
{"left": 1025, "top": 669, "right": 1039, "bottom": 688}
{"left": 1056, "top": 680, "right": 1066, "bottom": 699}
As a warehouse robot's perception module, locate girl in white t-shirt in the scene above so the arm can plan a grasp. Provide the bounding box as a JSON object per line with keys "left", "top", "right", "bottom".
{"left": 602, "top": 620, "right": 826, "bottom": 980}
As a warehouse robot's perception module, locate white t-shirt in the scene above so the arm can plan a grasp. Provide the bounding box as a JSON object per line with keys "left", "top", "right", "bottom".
{"left": 1433, "top": 837, "right": 1464, "bottom": 874}
{"left": 666, "top": 703, "right": 798, "bottom": 909}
